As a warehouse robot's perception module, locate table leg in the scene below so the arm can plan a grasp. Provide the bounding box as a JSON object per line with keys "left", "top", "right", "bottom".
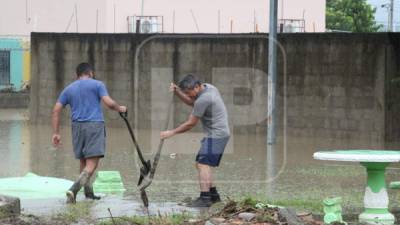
{"left": 359, "top": 162, "right": 394, "bottom": 225}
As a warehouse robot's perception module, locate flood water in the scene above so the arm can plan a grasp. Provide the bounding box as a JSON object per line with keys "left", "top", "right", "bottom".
{"left": 2, "top": 109, "right": 400, "bottom": 219}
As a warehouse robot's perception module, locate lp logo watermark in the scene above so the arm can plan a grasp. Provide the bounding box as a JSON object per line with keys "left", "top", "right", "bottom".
{"left": 129, "top": 34, "right": 287, "bottom": 185}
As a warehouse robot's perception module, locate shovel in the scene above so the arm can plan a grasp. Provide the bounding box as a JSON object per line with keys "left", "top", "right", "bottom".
{"left": 120, "top": 97, "right": 173, "bottom": 208}
{"left": 119, "top": 112, "right": 151, "bottom": 187}
{"left": 137, "top": 97, "right": 174, "bottom": 207}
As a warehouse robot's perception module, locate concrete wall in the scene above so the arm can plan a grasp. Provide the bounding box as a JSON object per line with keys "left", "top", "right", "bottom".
{"left": 29, "top": 33, "right": 400, "bottom": 145}
{"left": 0, "top": 93, "right": 30, "bottom": 108}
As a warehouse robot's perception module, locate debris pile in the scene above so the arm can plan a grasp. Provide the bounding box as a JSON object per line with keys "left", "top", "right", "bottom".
{"left": 195, "top": 199, "right": 325, "bottom": 225}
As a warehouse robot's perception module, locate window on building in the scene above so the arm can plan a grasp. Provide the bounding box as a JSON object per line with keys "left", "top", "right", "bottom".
{"left": 0, "top": 51, "right": 10, "bottom": 85}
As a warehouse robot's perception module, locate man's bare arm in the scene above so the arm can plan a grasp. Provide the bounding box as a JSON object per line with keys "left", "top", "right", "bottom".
{"left": 170, "top": 83, "right": 194, "bottom": 106}
{"left": 160, "top": 115, "right": 199, "bottom": 139}
{"left": 173, "top": 114, "right": 199, "bottom": 134}
{"left": 101, "top": 96, "right": 126, "bottom": 112}
{"left": 52, "top": 103, "right": 63, "bottom": 146}
{"left": 174, "top": 89, "right": 194, "bottom": 106}
{"left": 52, "top": 103, "right": 63, "bottom": 134}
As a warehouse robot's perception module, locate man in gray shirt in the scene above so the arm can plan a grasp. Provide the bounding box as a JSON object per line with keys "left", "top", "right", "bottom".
{"left": 161, "top": 74, "right": 230, "bottom": 207}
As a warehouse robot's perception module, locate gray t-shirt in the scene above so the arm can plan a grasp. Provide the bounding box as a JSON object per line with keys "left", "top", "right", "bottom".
{"left": 192, "top": 83, "right": 230, "bottom": 138}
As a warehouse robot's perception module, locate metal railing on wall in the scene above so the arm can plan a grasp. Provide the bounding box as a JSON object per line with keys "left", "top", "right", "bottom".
{"left": 127, "top": 15, "right": 164, "bottom": 33}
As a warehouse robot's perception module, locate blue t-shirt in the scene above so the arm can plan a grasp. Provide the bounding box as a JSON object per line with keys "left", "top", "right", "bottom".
{"left": 57, "top": 79, "right": 109, "bottom": 122}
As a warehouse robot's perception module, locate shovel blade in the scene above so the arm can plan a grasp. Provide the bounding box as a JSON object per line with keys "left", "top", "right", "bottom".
{"left": 138, "top": 174, "right": 153, "bottom": 190}
{"left": 141, "top": 190, "right": 149, "bottom": 208}
{"left": 137, "top": 160, "right": 152, "bottom": 186}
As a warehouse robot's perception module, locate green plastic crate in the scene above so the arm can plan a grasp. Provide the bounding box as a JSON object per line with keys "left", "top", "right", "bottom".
{"left": 93, "top": 171, "right": 126, "bottom": 194}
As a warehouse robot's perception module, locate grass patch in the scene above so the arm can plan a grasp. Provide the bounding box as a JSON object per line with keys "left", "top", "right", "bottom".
{"left": 267, "top": 199, "right": 323, "bottom": 213}
{"left": 52, "top": 202, "right": 92, "bottom": 224}
{"left": 237, "top": 196, "right": 323, "bottom": 213}
{"left": 97, "top": 212, "right": 194, "bottom": 225}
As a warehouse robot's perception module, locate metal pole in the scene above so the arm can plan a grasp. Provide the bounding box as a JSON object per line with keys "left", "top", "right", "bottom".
{"left": 386, "top": 4, "right": 390, "bottom": 31}
{"left": 190, "top": 9, "right": 200, "bottom": 32}
{"left": 218, "top": 10, "right": 221, "bottom": 33}
{"left": 75, "top": 3, "right": 78, "bottom": 32}
{"left": 266, "top": 0, "right": 278, "bottom": 199}
{"left": 141, "top": 0, "right": 144, "bottom": 17}
{"left": 114, "top": 4, "right": 116, "bottom": 33}
{"left": 267, "top": 0, "right": 278, "bottom": 144}
{"left": 173, "top": 10, "right": 175, "bottom": 33}
{"left": 25, "top": 0, "right": 29, "bottom": 24}
{"left": 162, "top": 16, "right": 164, "bottom": 33}
{"left": 254, "top": 9, "right": 256, "bottom": 32}
{"left": 96, "top": 9, "right": 98, "bottom": 33}
{"left": 389, "top": 0, "right": 394, "bottom": 31}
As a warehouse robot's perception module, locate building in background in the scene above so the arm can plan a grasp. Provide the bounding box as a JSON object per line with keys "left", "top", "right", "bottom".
{"left": 0, "top": 0, "right": 326, "bottom": 35}
{"left": 0, "top": 0, "right": 325, "bottom": 91}
{"left": 0, "top": 37, "right": 30, "bottom": 91}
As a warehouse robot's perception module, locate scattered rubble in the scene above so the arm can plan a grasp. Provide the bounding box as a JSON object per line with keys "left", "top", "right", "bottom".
{"left": 0, "top": 195, "right": 21, "bottom": 218}
{"left": 196, "top": 199, "right": 324, "bottom": 225}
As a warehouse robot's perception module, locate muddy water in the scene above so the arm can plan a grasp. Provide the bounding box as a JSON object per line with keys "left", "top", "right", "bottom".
{"left": 2, "top": 109, "right": 400, "bottom": 218}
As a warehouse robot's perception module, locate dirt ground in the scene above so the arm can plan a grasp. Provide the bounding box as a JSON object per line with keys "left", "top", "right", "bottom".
{"left": 0, "top": 199, "right": 338, "bottom": 225}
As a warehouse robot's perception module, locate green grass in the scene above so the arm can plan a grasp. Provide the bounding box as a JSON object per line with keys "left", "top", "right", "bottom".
{"left": 97, "top": 212, "right": 194, "bottom": 225}
{"left": 52, "top": 202, "right": 92, "bottom": 224}
{"left": 237, "top": 196, "right": 323, "bottom": 213}
{"left": 267, "top": 199, "right": 323, "bottom": 213}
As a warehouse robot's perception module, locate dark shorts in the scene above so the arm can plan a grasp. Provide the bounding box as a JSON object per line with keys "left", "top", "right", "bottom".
{"left": 72, "top": 122, "right": 106, "bottom": 159}
{"left": 196, "top": 136, "right": 230, "bottom": 167}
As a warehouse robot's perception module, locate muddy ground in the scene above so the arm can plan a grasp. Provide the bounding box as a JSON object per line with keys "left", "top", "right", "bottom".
{"left": 0, "top": 198, "right": 374, "bottom": 225}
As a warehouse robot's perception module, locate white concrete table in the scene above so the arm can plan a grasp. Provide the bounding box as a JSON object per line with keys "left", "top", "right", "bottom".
{"left": 313, "top": 150, "right": 400, "bottom": 225}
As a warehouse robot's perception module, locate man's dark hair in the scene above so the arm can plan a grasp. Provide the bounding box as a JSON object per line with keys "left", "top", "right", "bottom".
{"left": 76, "top": 62, "right": 94, "bottom": 77}
{"left": 178, "top": 74, "right": 201, "bottom": 90}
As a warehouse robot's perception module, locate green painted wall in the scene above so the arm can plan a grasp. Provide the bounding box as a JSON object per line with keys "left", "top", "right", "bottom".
{"left": 0, "top": 39, "right": 23, "bottom": 91}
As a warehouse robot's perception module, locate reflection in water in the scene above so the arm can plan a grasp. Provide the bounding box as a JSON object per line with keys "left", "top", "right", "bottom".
{"left": 0, "top": 110, "right": 30, "bottom": 177}
{"left": 2, "top": 109, "right": 400, "bottom": 216}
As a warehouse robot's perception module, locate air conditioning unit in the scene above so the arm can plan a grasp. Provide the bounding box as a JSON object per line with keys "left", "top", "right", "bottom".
{"left": 128, "top": 16, "right": 162, "bottom": 33}
{"left": 283, "top": 23, "right": 295, "bottom": 33}
{"left": 279, "top": 19, "right": 305, "bottom": 33}
{"left": 140, "top": 19, "right": 152, "bottom": 33}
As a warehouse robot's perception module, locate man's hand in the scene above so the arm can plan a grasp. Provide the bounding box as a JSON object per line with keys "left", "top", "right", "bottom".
{"left": 102, "top": 96, "right": 126, "bottom": 112}
{"left": 160, "top": 130, "right": 175, "bottom": 139}
{"left": 170, "top": 82, "right": 195, "bottom": 106}
{"left": 119, "top": 106, "right": 127, "bottom": 113}
{"left": 52, "top": 103, "right": 63, "bottom": 147}
{"left": 169, "top": 83, "right": 178, "bottom": 92}
{"left": 52, "top": 133, "right": 61, "bottom": 147}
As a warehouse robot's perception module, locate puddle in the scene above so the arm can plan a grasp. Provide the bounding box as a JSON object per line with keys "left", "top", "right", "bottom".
{"left": 22, "top": 195, "right": 198, "bottom": 218}
{"left": 2, "top": 109, "right": 400, "bottom": 218}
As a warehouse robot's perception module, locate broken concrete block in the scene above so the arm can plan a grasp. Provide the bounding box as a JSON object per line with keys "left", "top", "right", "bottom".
{"left": 0, "top": 195, "right": 20, "bottom": 218}
{"left": 278, "top": 208, "right": 305, "bottom": 225}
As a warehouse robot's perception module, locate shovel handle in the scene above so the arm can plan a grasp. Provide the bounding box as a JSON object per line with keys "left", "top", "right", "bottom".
{"left": 119, "top": 110, "right": 148, "bottom": 166}
{"left": 119, "top": 111, "right": 128, "bottom": 118}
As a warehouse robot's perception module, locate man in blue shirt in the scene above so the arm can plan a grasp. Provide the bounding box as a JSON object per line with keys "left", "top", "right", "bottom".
{"left": 52, "top": 62, "right": 126, "bottom": 204}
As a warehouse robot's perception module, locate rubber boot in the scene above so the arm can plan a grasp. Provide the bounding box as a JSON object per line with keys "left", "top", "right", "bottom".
{"left": 66, "top": 182, "right": 80, "bottom": 204}
{"left": 66, "top": 170, "right": 89, "bottom": 204}
{"left": 84, "top": 184, "right": 101, "bottom": 200}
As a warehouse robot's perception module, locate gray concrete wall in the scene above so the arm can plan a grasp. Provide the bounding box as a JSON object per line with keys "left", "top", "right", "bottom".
{"left": 0, "top": 92, "right": 29, "bottom": 108}
{"left": 29, "top": 33, "right": 400, "bottom": 145}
